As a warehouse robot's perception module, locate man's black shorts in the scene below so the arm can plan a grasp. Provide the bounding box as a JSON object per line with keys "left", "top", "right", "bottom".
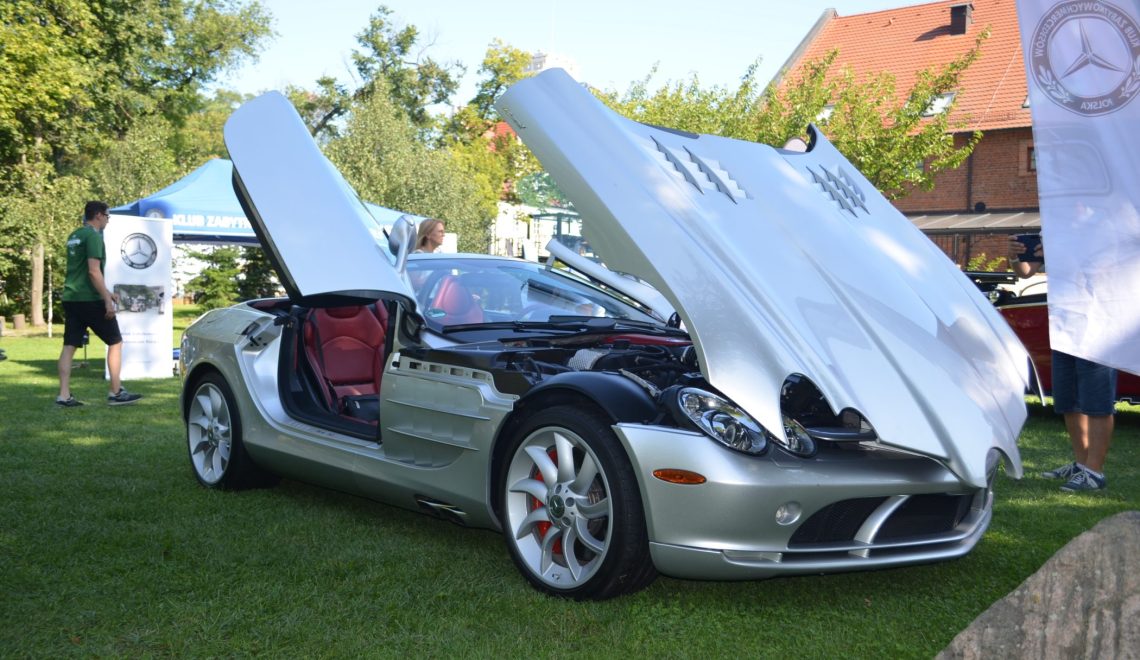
{"left": 63, "top": 300, "right": 122, "bottom": 347}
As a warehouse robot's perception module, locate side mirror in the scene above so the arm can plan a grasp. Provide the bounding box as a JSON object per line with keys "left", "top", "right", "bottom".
{"left": 388, "top": 215, "right": 415, "bottom": 272}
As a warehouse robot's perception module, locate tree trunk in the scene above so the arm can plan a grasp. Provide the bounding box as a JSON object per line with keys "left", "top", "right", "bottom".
{"left": 31, "top": 242, "right": 45, "bottom": 326}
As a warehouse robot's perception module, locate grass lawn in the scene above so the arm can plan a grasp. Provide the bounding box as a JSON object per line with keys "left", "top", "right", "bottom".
{"left": 2, "top": 306, "right": 1137, "bottom": 657}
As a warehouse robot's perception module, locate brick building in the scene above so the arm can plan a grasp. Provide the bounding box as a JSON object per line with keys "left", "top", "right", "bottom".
{"left": 779, "top": 0, "right": 1037, "bottom": 267}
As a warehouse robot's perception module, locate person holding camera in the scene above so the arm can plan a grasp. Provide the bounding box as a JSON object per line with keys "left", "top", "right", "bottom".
{"left": 1009, "top": 233, "right": 1115, "bottom": 492}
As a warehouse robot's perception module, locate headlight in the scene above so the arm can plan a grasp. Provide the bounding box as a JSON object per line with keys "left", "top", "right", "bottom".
{"left": 675, "top": 388, "right": 768, "bottom": 455}
{"left": 779, "top": 416, "right": 817, "bottom": 457}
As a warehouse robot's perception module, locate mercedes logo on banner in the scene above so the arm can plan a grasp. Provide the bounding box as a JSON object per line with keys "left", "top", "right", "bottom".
{"left": 121, "top": 233, "right": 158, "bottom": 270}
{"left": 1030, "top": 0, "right": 1140, "bottom": 116}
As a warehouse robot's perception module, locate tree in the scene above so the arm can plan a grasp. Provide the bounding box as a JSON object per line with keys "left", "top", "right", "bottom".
{"left": 186, "top": 246, "right": 240, "bottom": 310}
{"left": 1, "top": 0, "right": 269, "bottom": 175}
{"left": 293, "top": 5, "right": 462, "bottom": 139}
{"left": 0, "top": 0, "right": 270, "bottom": 324}
{"left": 598, "top": 30, "right": 990, "bottom": 199}
{"left": 0, "top": 167, "right": 89, "bottom": 321}
{"left": 237, "top": 246, "right": 277, "bottom": 300}
{"left": 440, "top": 40, "right": 538, "bottom": 212}
{"left": 86, "top": 119, "right": 181, "bottom": 207}
{"left": 469, "top": 39, "right": 532, "bottom": 122}
{"left": 324, "top": 88, "right": 492, "bottom": 252}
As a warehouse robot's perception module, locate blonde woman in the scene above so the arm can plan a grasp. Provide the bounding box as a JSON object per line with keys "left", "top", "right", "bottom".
{"left": 414, "top": 219, "right": 445, "bottom": 253}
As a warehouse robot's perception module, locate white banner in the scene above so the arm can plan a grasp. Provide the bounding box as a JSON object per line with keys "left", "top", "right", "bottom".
{"left": 1016, "top": 0, "right": 1140, "bottom": 376}
{"left": 103, "top": 215, "right": 175, "bottom": 380}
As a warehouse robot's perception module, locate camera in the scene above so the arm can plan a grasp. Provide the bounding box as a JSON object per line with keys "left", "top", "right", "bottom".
{"left": 1015, "top": 233, "right": 1043, "bottom": 263}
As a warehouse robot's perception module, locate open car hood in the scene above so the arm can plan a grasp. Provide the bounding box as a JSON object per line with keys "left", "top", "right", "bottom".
{"left": 497, "top": 69, "right": 1029, "bottom": 487}
{"left": 224, "top": 92, "right": 414, "bottom": 307}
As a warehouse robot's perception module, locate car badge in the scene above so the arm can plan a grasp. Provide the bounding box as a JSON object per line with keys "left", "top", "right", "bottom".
{"left": 120, "top": 233, "right": 158, "bottom": 270}
{"left": 1029, "top": 0, "right": 1140, "bottom": 116}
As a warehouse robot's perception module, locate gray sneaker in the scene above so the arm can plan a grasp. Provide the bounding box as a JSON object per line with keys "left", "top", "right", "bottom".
{"left": 56, "top": 395, "right": 84, "bottom": 407}
{"left": 107, "top": 388, "right": 142, "bottom": 406}
{"left": 1041, "top": 462, "right": 1079, "bottom": 480}
{"left": 1060, "top": 467, "right": 1106, "bottom": 492}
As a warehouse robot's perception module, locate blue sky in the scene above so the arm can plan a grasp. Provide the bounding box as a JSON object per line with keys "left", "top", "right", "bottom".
{"left": 219, "top": 0, "right": 918, "bottom": 103}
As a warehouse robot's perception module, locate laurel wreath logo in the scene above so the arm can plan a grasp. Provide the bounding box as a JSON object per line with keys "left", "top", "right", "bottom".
{"left": 1122, "top": 54, "right": 1140, "bottom": 99}
{"left": 1038, "top": 65, "right": 1073, "bottom": 104}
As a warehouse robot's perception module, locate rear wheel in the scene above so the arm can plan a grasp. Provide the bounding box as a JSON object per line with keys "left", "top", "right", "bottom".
{"left": 499, "top": 405, "right": 656, "bottom": 599}
{"left": 186, "top": 372, "right": 277, "bottom": 490}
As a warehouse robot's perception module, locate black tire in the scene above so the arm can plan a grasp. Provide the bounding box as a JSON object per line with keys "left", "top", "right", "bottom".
{"left": 185, "top": 372, "right": 278, "bottom": 490}
{"left": 498, "top": 404, "right": 657, "bottom": 599}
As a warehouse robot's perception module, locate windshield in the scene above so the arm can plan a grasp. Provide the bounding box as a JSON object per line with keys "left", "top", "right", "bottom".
{"left": 407, "top": 256, "right": 660, "bottom": 333}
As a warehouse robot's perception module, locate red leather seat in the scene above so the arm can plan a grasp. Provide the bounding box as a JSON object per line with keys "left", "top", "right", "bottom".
{"left": 430, "top": 276, "right": 483, "bottom": 326}
{"left": 303, "top": 303, "right": 387, "bottom": 412}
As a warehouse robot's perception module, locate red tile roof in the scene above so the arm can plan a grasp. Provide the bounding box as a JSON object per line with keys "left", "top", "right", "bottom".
{"left": 783, "top": 0, "right": 1030, "bottom": 131}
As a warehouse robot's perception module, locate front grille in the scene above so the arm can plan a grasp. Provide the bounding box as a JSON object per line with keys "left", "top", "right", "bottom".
{"left": 789, "top": 497, "right": 886, "bottom": 545}
{"left": 876, "top": 493, "right": 973, "bottom": 540}
{"left": 789, "top": 492, "right": 977, "bottom": 548}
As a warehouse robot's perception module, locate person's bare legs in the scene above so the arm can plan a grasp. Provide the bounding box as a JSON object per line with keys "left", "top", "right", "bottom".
{"left": 58, "top": 344, "right": 78, "bottom": 399}
{"left": 1083, "top": 414, "right": 1114, "bottom": 473}
{"left": 106, "top": 341, "right": 123, "bottom": 394}
{"left": 1063, "top": 412, "right": 1089, "bottom": 465}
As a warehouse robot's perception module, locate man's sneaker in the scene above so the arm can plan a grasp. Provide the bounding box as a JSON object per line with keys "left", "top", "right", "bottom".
{"left": 55, "top": 396, "right": 84, "bottom": 407}
{"left": 107, "top": 388, "right": 142, "bottom": 406}
{"left": 1060, "top": 467, "right": 1106, "bottom": 492}
{"left": 1041, "top": 462, "right": 1079, "bottom": 480}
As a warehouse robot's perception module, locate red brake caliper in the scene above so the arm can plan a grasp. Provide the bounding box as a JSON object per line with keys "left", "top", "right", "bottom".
{"left": 531, "top": 448, "right": 564, "bottom": 556}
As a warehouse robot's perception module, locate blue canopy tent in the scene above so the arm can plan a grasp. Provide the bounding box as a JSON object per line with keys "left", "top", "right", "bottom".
{"left": 112, "top": 158, "right": 420, "bottom": 244}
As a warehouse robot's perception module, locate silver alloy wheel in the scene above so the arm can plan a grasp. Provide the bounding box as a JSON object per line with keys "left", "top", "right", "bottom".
{"left": 187, "top": 382, "right": 233, "bottom": 485}
{"left": 504, "top": 425, "right": 613, "bottom": 589}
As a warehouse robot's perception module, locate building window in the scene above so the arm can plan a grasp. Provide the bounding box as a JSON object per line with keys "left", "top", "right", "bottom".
{"left": 1019, "top": 140, "right": 1036, "bottom": 176}
{"left": 922, "top": 92, "right": 956, "bottom": 117}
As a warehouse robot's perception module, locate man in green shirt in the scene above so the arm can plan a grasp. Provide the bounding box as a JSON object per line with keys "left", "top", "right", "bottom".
{"left": 56, "top": 201, "right": 142, "bottom": 406}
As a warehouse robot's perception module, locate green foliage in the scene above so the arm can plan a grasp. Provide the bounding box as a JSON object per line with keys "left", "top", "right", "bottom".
{"left": 0, "top": 164, "right": 90, "bottom": 316}
{"left": 85, "top": 120, "right": 182, "bottom": 208}
{"left": 0, "top": 0, "right": 97, "bottom": 172}
{"left": 967, "top": 252, "right": 1006, "bottom": 272}
{"left": 469, "top": 39, "right": 532, "bottom": 121}
{"left": 293, "top": 5, "right": 462, "bottom": 139}
{"left": 237, "top": 246, "right": 277, "bottom": 300}
{"left": 599, "top": 30, "right": 990, "bottom": 200}
{"left": 168, "top": 90, "right": 248, "bottom": 164}
{"left": 0, "top": 0, "right": 270, "bottom": 177}
{"left": 185, "top": 246, "right": 240, "bottom": 309}
{"left": 0, "top": 0, "right": 270, "bottom": 323}
{"left": 324, "top": 89, "right": 492, "bottom": 252}
{"left": 438, "top": 40, "right": 538, "bottom": 213}
{"left": 515, "top": 171, "right": 570, "bottom": 209}
{"left": 352, "top": 6, "right": 460, "bottom": 128}
{"left": 597, "top": 62, "right": 764, "bottom": 138}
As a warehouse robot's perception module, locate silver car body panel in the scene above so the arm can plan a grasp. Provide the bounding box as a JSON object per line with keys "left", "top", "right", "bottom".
{"left": 612, "top": 423, "right": 991, "bottom": 579}
{"left": 181, "top": 300, "right": 995, "bottom": 579}
{"left": 183, "top": 307, "right": 513, "bottom": 529}
{"left": 223, "top": 91, "right": 414, "bottom": 305}
{"left": 180, "top": 83, "right": 1025, "bottom": 587}
{"left": 496, "top": 69, "right": 1028, "bottom": 487}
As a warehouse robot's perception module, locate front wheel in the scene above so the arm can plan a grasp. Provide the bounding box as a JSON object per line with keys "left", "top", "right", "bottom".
{"left": 186, "top": 372, "right": 277, "bottom": 490}
{"left": 499, "top": 405, "right": 656, "bottom": 599}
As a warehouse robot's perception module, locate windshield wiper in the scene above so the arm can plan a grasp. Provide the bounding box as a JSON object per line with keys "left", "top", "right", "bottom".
{"left": 441, "top": 315, "right": 687, "bottom": 337}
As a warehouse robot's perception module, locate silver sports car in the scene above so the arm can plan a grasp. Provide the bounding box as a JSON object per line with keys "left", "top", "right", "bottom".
{"left": 181, "top": 69, "right": 1031, "bottom": 600}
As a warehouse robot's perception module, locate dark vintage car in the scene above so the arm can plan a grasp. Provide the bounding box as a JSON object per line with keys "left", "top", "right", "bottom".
{"left": 968, "top": 271, "right": 1139, "bottom": 402}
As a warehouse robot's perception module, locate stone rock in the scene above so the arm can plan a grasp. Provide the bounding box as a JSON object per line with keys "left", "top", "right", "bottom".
{"left": 938, "top": 511, "right": 1140, "bottom": 660}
